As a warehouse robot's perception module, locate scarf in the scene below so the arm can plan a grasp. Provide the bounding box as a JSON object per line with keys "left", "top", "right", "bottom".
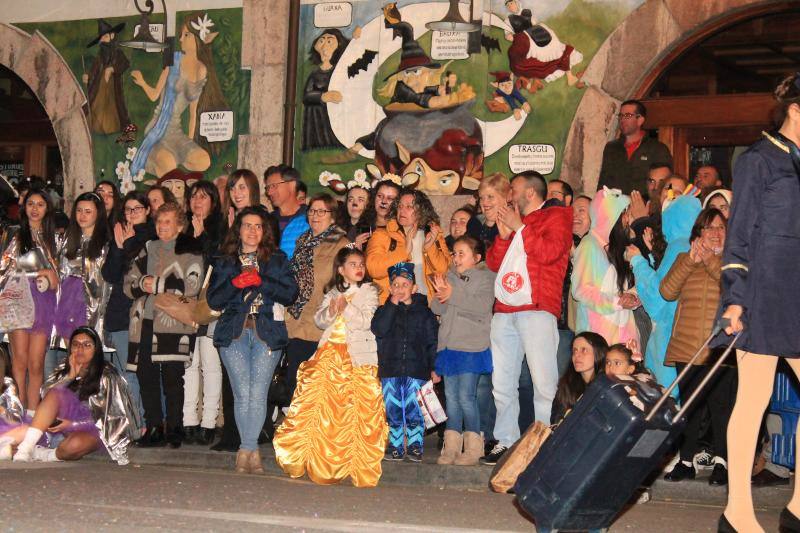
{"left": 287, "top": 225, "right": 341, "bottom": 319}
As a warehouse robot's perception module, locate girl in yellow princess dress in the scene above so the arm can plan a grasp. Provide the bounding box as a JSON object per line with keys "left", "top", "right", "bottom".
{"left": 273, "top": 247, "right": 387, "bottom": 487}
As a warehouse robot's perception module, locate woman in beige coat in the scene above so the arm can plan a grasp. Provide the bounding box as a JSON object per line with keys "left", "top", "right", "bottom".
{"left": 285, "top": 194, "right": 348, "bottom": 398}
{"left": 660, "top": 207, "right": 734, "bottom": 486}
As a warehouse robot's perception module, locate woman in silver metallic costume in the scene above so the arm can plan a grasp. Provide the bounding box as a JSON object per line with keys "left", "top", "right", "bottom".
{"left": 0, "top": 327, "right": 142, "bottom": 464}
{"left": 55, "top": 192, "right": 112, "bottom": 344}
{"left": 0, "top": 189, "right": 60, "bottom": 409}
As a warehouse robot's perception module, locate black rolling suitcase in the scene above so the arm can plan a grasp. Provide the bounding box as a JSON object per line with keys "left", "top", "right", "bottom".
{"left": 514, "top": 320, "right": 740, "bottom": 531}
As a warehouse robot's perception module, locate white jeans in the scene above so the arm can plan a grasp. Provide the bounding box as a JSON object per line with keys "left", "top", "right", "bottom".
{"left": 182, "top": 335, "right": 222, "bottom": 428}
{"left": 491, "top": 310, "right": 559, "bottom": 447}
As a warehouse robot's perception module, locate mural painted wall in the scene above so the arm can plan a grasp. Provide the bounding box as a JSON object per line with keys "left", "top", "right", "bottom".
{"left": 292, "top": 0, "right": 643, "bottom": 196}
{"left": 15, "top": 7, "right": 249, "bottom": 196}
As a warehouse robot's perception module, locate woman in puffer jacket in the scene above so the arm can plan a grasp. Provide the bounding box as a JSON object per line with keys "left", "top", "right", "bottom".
{"left": 659, "top": 207, "right": 734, "bottom": 485}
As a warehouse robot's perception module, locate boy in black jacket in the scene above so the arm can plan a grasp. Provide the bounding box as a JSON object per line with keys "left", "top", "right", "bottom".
{"left": 371, "top": 262, "right": 438, "bottom": 462}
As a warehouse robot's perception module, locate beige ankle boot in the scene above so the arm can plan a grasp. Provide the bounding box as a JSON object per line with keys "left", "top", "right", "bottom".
{"left": 235, "top": 449, "right": 251, "bottom": 473}
{"left": 437, "top": 430, "right": 463, "bottom": 465}
{"left": 454, "top": 431, "right": 483, "bottom": 466}
{"left": 249, "top": 449, "right": 265, "bottom": 474}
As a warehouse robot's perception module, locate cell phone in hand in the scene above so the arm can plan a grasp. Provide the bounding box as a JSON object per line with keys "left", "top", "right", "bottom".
{"left": 356, "top": 225, "right": 372, "bottom": 236}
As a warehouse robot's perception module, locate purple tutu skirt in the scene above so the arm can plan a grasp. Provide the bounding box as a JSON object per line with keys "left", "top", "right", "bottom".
{"left": 50, "top": 386, "right": 99, "bottom": 437}
{"left": 54, "top": 276, "right": 88, "bottom": 340}
{"left": 29, "top": 279, "right": 57, "bottom": 335}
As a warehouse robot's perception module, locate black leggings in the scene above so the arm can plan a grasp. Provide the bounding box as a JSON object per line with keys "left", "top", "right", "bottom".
{"left": 136, "top": 319, "right": 185, "bottom": 432}
{"left": 286, "top": 338, "right": 318, "bottom": 398}
{"left": 675, "top": 362, "right": 738, "bottom": 462}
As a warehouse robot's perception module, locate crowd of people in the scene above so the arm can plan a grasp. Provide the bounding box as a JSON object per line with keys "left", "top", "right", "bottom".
{"left": 0, "top": 79, "right": 792, "bottom": 501}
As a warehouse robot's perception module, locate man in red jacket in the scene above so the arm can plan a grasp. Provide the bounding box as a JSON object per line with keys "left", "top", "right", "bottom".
{"left": 481, "top": 171, "right": 573, "bottom": 464}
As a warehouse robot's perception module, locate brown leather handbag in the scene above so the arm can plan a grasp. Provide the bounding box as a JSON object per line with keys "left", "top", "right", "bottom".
{"left": 154, "top": 293, "right": 199, "bottom": 329}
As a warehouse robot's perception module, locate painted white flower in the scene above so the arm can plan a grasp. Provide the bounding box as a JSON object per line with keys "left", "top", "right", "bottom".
{"left": 382, "top": 173, "right": 401, "bottom": 185}
{"left": 126, "top": 147, "right": 137, "bottom": 161}
{"left": 319, "top": 170, "right": 333, "bottom": 187}
{"left": 190, "top": 13, "right": 215, "bottom": 42}
{"left": 115, "top": 160, "right": 130, "bottom": 178}
{"left": 120, "top": 176, "right": 135, "bottom": 194}
{"left": 133, "top": 169, "right": 146, "bottom": 182}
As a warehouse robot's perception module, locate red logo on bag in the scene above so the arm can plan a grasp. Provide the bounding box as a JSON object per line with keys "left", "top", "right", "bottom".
{"left": 502, "top": 272, "right": 523, "bottom": 293}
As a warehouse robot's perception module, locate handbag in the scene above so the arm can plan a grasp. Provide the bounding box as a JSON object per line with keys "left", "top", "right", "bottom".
{"left": 494, "top": 226, "right": 533, "bottom": 307}
{"left": 154, "top": 293, "right": 199, "bottom": 329}
{"left": 416, "top": 379, "right": 447, "bottom": 430}
{"left": 192, "top": 265, "right": 221, "bottom": 326}
{"left": 489, "top": 421, "right": 551, "bottom": 493}
{"left": 0, "top": 272, "right": 35, "bottom": 332}
{"left": 267, "top": 352, "right": 291, "bottom": 407}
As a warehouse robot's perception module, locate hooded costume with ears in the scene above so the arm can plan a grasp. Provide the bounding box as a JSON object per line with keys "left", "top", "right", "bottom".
{"left": 571, "top": 187, "right": 639, "bottom": 345}
{"left": 630, "top": 194, "right": 702, "bottom": 390}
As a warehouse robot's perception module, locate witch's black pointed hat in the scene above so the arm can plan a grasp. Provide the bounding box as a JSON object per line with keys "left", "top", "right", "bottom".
{"left": 383, "top": 21, "right": 440, "bottom": 80}
{"left": 87, "top": 19, "right": 126, "bottom": 48}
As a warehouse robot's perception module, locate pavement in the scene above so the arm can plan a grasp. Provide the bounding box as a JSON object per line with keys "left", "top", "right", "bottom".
{"left": 0, "top": 460, "right": 785, "bottom": 532}
{"left": 89, "top": 435, "right": 793, "bottom": 510}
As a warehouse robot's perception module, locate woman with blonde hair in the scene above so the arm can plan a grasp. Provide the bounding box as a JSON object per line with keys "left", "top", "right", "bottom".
{"left": 477, "top": 173, "right": 511, "bottom": 251}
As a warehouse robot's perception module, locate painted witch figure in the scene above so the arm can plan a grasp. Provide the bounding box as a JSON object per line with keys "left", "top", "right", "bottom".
{"left": 130, "top": 12, "right": 229, "bottom": 178}
{"left": 84, "top": 19, "right": 131, "bottom": 135}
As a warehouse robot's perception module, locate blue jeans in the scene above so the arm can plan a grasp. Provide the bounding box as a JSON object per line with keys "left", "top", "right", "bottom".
{"left": 491, "top": 311, "right": 559, "bottom": 447}
{"left": 444, "top": 372, "right": 480, "bottom": 433}
{"left": 477, "top": 373, "right": 496, "bottom": 441}
{"left": 556, "top": 328, "right": 575, "bottom": 378}
{"left": 44, "top": 348, "right": 66, "bottom": 380}
{"left": 219, "top": 328, "right": 281, "bottom": 451}
{"left": 106, "top": 330, "right": 144, "bottom": 421}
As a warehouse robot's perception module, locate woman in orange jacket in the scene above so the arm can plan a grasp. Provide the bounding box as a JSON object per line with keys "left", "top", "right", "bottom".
{"left": 366, "top": 189, "right": 450, "bottom": 303}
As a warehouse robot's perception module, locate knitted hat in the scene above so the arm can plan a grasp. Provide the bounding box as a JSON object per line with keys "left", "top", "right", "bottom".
{"left": 388, "top": 262, "right": 415, "bottom": 283}
{"left": 702, "top": 188, "right": 732, "bottom": 209}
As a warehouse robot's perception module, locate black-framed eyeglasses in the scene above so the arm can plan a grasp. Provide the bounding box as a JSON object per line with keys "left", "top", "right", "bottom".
{"left": 618, "top": 113, "right": 641, "bottom": 120}
{"left": 70, "top": 340, "right": 94, "bottom": 350}
{"left": 124, "top": 206, "right": 146, "bottom": 214}
{"left": 308, "top": 209, "right": 332, "bottom": 216}
{"left": 265, "top": 180, "right": 289, "bottom": 191}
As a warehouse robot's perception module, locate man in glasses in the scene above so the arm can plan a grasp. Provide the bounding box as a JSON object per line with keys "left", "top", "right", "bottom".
{"left": 264, "top": 164, "right": 309, "bottom": 258}
{"left": 598, "top": 99, "right": 672, "bottom": 196}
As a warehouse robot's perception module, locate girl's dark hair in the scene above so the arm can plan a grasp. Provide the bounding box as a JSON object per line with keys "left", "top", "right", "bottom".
{"left": 606, "top": 343, "right": 647, "bottom": 374}
{"left": 453, "top": 234, "right": 485, "bottom": 261}
{"left": 223, "top": 169, "right": 261, "bottom": 220}
{"left": 95, "top": 179, "right": 123, "bottom": 224}
{"left": 690, "top": 207, "right": 726, "bottom": 243}
{"left": 221, "top": 206, "right": 276, "bottom": 264}
{"left": 61, "top": 327, "right": 105, "bottom": 402}
{"left": 122, "top": 190, "right": 150, "bottom": 215}
{"left": 325, "top": 247, "right": 368, "bottom": 293}
{"left": 308, "top": 29, "right": 349, "bottom": 67}
{"left": 18, "top": 188, "right": 57, "bottom": 260}
{"left": 147, "top": 185, "right": 177, "bottom": 215}
{"left": 554, "top": 332, "right": 608, "bottom": 413}
{"left": 65, "top": 192, "right": 109, "bottom": 260}
{"left": 187, "top": 180, "right": 222, "bottom": 219}
{"left": 607, "top": 214, "right": 634, "bottom": 294}
{"left": 774, "top": 74, "right": 800, "bottom": 128}
{"left": 388, "top": 188, "right": 440, "bottom": 229}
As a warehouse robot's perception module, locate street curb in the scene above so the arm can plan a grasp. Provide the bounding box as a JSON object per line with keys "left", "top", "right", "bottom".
{"left": 87, "top": 445, "right": 793, "bottom": 507}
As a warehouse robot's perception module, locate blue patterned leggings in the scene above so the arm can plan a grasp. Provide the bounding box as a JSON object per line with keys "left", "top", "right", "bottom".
{"left": 381, "top": 376, "right": 426, "bottom": 455}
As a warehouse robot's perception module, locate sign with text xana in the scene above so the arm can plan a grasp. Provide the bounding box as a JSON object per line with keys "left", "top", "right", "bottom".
{"left": 200, "top": 111, "right": 235, "bottom": 142}
{"left": 293, "top": 0, "right": 644, "bottom": 197}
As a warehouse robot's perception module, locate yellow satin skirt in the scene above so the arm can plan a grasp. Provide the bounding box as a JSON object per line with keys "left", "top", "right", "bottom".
{"left": 273, "top": 341, "right": 388, "bottom": 488}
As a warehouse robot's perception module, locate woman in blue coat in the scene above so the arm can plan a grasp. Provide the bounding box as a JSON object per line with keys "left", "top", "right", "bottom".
{"left": 626, "top": 193, "right": 701, "bottom": 392}
{"left": 207, "top": 207, "right": 298, "bottom": 475}
{"left": 718, "top": 74, "right": 800, "bottom": 533}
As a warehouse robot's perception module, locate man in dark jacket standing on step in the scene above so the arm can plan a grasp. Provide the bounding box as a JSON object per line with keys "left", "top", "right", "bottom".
{"left": 598, "top": 99, "right": 672, "bottom": 196}
{"left": 482, "top": 171, "right": 573, "bottom": 464}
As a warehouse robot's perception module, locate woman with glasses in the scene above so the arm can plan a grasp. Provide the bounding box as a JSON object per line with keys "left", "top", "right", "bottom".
{"left": 660, "top": 207, "right": 732, "bottom": 486}
{"left": 101, "top": 190, "right": 156, "bottom": 422}
{"left": 285, "top": 194, "right": 348, "bottom": 399}
{"left": 1, "top": 327, "right": 142, "bottom": 464}
{"left": 180, "top": 180, "right": 225, "bottom": 446}
{"left": 207, "top": 207, "right": 298, "bottom": 473}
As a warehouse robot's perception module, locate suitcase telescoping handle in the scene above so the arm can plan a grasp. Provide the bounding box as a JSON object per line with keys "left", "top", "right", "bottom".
{"left": 645, "top": 318, "right": 742, "bottom": 424}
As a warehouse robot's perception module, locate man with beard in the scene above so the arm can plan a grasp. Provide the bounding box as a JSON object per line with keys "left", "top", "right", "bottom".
{"left": 83, "top": 19, "right": 130, "bottom": 135}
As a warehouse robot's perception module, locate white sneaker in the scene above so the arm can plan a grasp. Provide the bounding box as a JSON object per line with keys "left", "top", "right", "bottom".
{"left": 694, "top": 449, "right": 714, "bottom": 470}
{"left": 13, "top": 444, "right": 33, "bottom": 462}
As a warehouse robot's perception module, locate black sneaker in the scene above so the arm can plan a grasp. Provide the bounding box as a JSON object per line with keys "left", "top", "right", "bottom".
{"left": 182, "top": 425, "right": 199, "bottom": 445}
{"left": 195, "top": 427, "right": 216, "bottom": 446}
{"left": 481, "top": 444, "right": 508, "bottom": 465}
{"left": 484, "top": 438, "right": 499, "bottom": 457}
{"left": 407, "top": 447, "right": 423, "bottom": 462}
{"left": 751, "top": 469, "right": 790, "bottom": 487}
{"left": 384, "top": 449, "right": 404, "bottom": 461}
{"left": 664, "top": 461, "right": 696, "bottom": 482}
{"left": 709, "top": 463, "right": 728, "bottom": 486}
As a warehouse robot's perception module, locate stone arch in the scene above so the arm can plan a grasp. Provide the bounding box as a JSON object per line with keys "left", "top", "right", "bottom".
{"left": 559, "top": 0, "right": 790, "bottom": 194}
{"left": 0, "top": 22, "right": 93, "bottom": 203}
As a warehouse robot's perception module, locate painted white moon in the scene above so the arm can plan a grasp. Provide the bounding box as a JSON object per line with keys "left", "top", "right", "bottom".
{"left": 326, "top": 3, "right": 527, "bottom": 159}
